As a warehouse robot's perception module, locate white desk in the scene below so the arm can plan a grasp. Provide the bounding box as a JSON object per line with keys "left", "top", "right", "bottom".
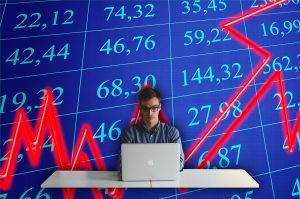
{"left": 41, "top": 169, "right": 259, "bottom": 188}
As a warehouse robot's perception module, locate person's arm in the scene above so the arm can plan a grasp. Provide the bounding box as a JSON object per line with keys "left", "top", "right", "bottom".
{"left": 169, "top": 127, "right": 185, "bottom": 171}
{"left": 122, "top": 128, "right": 133, "bottom": 143}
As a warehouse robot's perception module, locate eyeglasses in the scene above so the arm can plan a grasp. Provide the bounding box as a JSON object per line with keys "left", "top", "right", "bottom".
{"left": 140, "top": 104, "right": 160, "bottom": 112}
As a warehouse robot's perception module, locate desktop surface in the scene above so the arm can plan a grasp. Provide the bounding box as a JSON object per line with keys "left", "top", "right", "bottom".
{"left": 41, "top": 169, "right": 259, "bottom": 188}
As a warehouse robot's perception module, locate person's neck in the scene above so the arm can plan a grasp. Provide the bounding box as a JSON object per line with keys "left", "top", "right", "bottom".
{"left": 143, "top": 120, "right": 159, "bottom": 132}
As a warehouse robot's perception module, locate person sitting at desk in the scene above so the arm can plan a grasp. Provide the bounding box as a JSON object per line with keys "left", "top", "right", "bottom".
{"left": 121, "top": 87, "right": 184, "bottom": 171}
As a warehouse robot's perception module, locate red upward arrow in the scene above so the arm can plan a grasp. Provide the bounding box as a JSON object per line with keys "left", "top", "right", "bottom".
{"left": 185, "top": 0, "right": 300, "bottom": 168}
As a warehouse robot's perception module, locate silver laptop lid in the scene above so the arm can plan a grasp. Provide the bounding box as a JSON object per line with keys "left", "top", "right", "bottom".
{"left": 121, "top": 143, "right": 180, "bottom": 181}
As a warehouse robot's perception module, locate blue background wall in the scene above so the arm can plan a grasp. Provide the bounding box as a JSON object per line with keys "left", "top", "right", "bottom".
{"left": 0, "top": 0, "right": 299, "bottom": 198}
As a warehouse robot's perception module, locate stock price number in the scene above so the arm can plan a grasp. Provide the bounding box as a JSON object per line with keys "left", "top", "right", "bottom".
{"left": 283, "top": 132, "right": 300, "bottom": 152}
{"left": 0, "top": 137, "right": 54, "bottom": 167}
{"left": 0, "top": 87, "right": 64, "bottom": 114}
{"left": 96, "top": 75, "right": 156, "bottom": 100}
{"left": 263, "top": 53, "right": 300, "bottom": 75}
{"left": 6, "top": 43, "right": 70, "bottom": 67}
{"left": 181, "top": 0, "right": 227, "bottom": 15}
{"left": 14, "top": 10, "right": 74, "bottom": 30}
{"left": 251, "top": 0, "right": 299, "bottom": 8}
{"left": 261, "top": 19, "right": 300, "bottom": 38}
{"left": 182, "top": 62, "right": 243, "bottom": 86}
{"left": 184, "top": 27, "right": 231, "bottom": 47}
{"left": 231, "top": 190, "right": 254, "bottom": 199}
{"left": 273, "top": 91, "right": 300, "bottom": 111}
{"left": 93, "top": 120, "right": 122, "bottom": 143}
{"left": 292, "top": 178, "right": 300, "bottom": 198}
{"left": 198, "top": 143, "right": 241, "bottom": 169}
{"left": 100, "top": 35, "right": 155, "bottom": 56}
{"left": 104, "top": 4, "right": 155, "bottom": 22}
{"left": 188, "top": 100, "right": 242, "bottom": 126}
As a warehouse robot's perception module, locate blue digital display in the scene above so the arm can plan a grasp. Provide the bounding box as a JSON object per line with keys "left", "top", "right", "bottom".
{"left": 1, "top": 0, "right": 299, "bottom": 199}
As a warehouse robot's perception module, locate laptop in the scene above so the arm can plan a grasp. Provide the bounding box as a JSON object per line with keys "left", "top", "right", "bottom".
{"left": 121, "top": 143, "right": 180, "bottom": 181}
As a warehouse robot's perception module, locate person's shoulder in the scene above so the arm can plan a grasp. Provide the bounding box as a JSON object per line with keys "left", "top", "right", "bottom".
{"left": 160, "top": 122, "right": 179, "bottom": 133}
{"left": 160, "top": 122, "right": 181, "bottom": 142}
{"left": 122, "top": 123, "right": 139, "bottom": 143}
{"left": 124, "top": 124, "right": 135, "bottom": 132}
{"left": 124, "top": 122, "right": 141, "bottom": 132}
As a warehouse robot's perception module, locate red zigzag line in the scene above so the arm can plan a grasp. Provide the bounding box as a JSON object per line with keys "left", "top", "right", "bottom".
{"left": 0, "top": 0, "right": 299, "bottom": 198}
{"left": 185, "top": 0, "right": 300, "bottom": 168}
{"left": 0, "top": 88, "right": 124, "bottom": 199}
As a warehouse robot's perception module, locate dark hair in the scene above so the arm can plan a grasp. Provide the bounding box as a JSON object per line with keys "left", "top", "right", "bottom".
{"left": 138, "top": 87, "right": 161, "bottom": 102}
